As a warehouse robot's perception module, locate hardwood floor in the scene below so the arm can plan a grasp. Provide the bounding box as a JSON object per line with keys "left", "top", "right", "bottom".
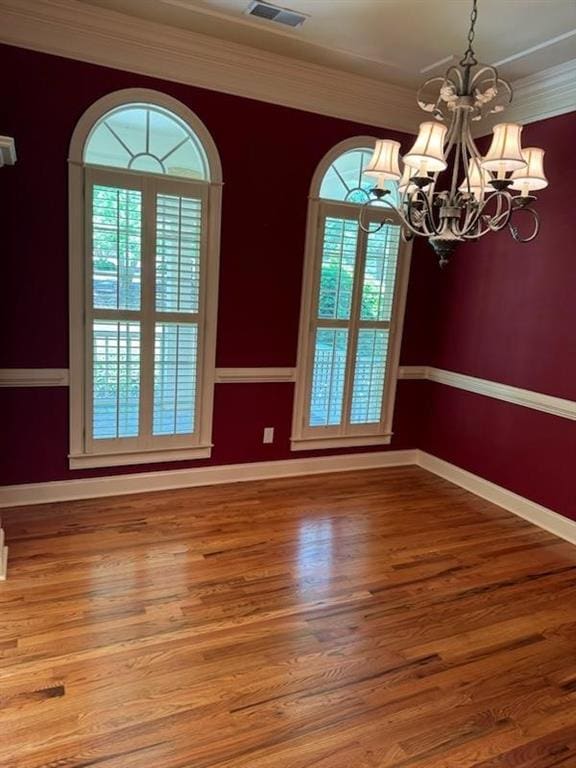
{"left": 2, "top": 467, "right": 576, "bottom": 767}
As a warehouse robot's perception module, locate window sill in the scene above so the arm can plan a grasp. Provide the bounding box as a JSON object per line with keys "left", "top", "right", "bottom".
{"left": 69, "top": 445, "right": 212, "bottom": 469}
{"left": 290, "top": 434, "right": 392, "bottom": 452}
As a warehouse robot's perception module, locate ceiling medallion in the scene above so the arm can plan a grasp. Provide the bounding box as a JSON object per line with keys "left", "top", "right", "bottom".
{"left": 360, "top": 0, "right": 548, "bottom": 266}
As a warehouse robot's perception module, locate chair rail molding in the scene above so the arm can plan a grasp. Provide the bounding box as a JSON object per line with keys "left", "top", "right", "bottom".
{"left": 215, "top": 368, "right": 295, "bottom": 383}
{"left": 5, "top": 365, "right": 574, "bottom": 424}
{"left": 398, "top": 365, "right": 576, "bottom": 421}
{"left": 0, "top": 368, "right": 297, "bottom": 387}
{"left": 0, "top": 369, "right": 69, "bottom": 387}
{"left": 0, "top": 136, "right": 17, "bottom": 167}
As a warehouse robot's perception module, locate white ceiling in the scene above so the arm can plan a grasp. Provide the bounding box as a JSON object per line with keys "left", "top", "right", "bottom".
{"left": 79, "top": 0, "right": 576, "bottom": 88}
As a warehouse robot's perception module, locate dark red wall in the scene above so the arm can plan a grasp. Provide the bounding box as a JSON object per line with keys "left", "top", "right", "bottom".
{"left": 0, "top": 43, "right": 425, "bottom": 486}
{"left": 4, "top": 46, "right": 571, "bottom": 518}
{"left": 420, "top": 111, "right": 576, "bottom": 520}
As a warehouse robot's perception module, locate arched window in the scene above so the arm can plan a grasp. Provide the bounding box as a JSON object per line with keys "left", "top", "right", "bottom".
{"left": 68, "top": 90, "right": 222, "bottom": 468}
{"left": 291, "top": 137, "right": 411, "bottom": 451}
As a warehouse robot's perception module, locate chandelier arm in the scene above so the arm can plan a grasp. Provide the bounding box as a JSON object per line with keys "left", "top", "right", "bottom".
{"left": 509, "top": 207, "right": 540, "bottom": 243}
{"left": 376, "top": 194, "right": 436, "bottom": 239}
{"left": 427, "top": 173, "right": 440, "bottom": 206}
{"left": 358, "top": 199, "right": 387, "bottom": 234}
{"left": 449, "top": 110, "right": 464, "bottom": 198}
{"left": 400, "top": 189, "right": 434, "bottom": 237}
{"left": 443, "top": 113, "right": 461, "bottom": 161}
{"left": 458, "top": 190, "right": 511, "bottom": 238}
{"left": 401, "top": 200, "right": 428, "bottom": 236}
{"left": 358, "top": 196, "right": 408, "bottom": 235}
{"left": 468, "top": 65, "right": 500, "bottom": 91}
{"left": 456, "top": 129, "right": 500, "bottom": 236}
{"left": 409, "top": 188, "right": 441, "bottom": 236}
{"left": 457, "top": 120, "right": 481, "bottom": 234}
{"left": 473, "top": 192, "right": 514, "bottom": 236}
{"left": 445, "top": 66, "right": 464, "bottom": 91}
{"left": 466, "top": 128, "right": 490, "bottom": 224}
{"left": 489, "top": 193, "right": 514, "bottom": 230}
{"left": 455, "top": 138, "right": 474, "bottom": 236}
{"left": 464, "top": 126, "right": 484, "bottom": 166}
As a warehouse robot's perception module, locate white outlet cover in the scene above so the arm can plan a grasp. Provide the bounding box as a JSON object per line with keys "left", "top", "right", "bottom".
{"left": 263, "top": 427, "right": 274, "bottom": 444}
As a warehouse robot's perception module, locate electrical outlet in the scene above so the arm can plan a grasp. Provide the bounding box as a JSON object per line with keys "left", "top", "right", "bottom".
{"left": 263, "top": 427, "right": 274, "bottom": 444}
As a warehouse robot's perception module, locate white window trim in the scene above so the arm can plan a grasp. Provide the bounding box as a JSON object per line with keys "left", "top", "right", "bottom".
{"left": 68, "top": 89, "right": 222, "bottom": 469}
{"left": 291, "top": 137, "right": 412, "bottom": 452}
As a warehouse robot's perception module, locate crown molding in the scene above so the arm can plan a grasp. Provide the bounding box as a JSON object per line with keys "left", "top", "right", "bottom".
{"left": 474, "top": 58, "right": 576, "bottom": 137}
{"left": 1, "top": 2, "right": 574, "bottom": 143}
{"left": 509, "top": 58, "right": 576, "bottom": 124}
{"left": 0, "top": 0, "right": 422, "bottom": 134}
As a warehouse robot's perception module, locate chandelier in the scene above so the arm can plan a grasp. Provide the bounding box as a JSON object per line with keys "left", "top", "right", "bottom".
{"left": 360, "top": 0, "right": 548, "bottom": 266}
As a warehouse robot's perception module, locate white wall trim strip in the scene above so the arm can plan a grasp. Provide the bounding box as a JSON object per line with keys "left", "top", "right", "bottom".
{"left": 398, "top": 366, "right": 576, "bottom": 422}
{"left": 0, "top": 450, "right": 418, "bottom": 508}
{"left": 4, "top": 364, "right": 575, "bottom": 427}
{"left": 0, "top": 368, "right": 295, "bottom": 387}
{"left": 0, "top": 369, "right": 69, "bottom": 387}
{"left": 418, "top": 451, "right": 576, "bottom": 546}
{"left": 0, "top": 135, "right": 17, "bottom": 166}
{"left": 397, "top": 365, "right": 428, "bottom": 380}
{"left": 215, "top": 368, "right": 295, "bottom": 383}
{"left": 0, "top": 523, "right": 7, "bottom": 580}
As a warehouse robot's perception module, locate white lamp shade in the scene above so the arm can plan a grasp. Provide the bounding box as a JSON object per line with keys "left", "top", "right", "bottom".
{"left": 398, "top": 164, "right": 419, "bottom": 195}
{"left": 459, "top": 158, "right": 492, "bottom": 200}
{"left": 364, "top": 139, "right": 402, "bottom": 181}
{"left": 403, "top": 121, "right": 448, "bottom": 172}
{"left": 481, "top": 123, "right": 526, "bottom": 172}
{"left": 510, "top": 147, "right": 548, "bottom": 192}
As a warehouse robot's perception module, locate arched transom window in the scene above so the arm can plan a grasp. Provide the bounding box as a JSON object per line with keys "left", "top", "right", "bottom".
{"left": 291, "top": 138, "right": 410, "bottom": 451}
{"left": 68, "top": 90, "right": 222, "bottom": 469}
{"left": 85, "top": 104, "right": 209, "bottom": 179}
{"left": 319, "top": 147, "right": 400, "bottom": 205}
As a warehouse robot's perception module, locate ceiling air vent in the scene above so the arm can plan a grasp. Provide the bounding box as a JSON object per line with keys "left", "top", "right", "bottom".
{"left": 245, "top": 1, "right": 307, "bottom": 28}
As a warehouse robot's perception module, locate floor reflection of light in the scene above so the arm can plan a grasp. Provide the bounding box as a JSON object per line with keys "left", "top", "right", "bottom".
{"left": 296, "top": 518, "right": 334, "bottom": 584}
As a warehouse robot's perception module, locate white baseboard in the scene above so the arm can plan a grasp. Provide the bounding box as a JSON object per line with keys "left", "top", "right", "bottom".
{"left": 0, "top": 546, "right": 7, "bottom": 581}
{"left": 0, "top": 450, "right": 418, "bottom": 508}
{"left": 417, "top": 451, "right": 576, "bottom": 546}
{"left": 1, "top": 447, "right": 573, "bottom": 550}
{"left": 0, "top": 525, "right": 7, "bottom": 580}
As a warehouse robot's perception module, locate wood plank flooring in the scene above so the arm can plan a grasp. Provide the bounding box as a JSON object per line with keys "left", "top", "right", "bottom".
{"left": 2, "top": 466, "right": 576, "bottom": 767}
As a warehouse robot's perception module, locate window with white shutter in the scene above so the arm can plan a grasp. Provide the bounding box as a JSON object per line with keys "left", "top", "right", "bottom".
{"left": 68, "top": 90, "right": 222, "bottom": 468}
{"left": 292, "top": 138, "right": 411, "bottom": 451}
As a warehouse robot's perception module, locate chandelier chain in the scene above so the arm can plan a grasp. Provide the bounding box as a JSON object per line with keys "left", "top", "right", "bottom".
{"left": 460, "top": 0, "right": 479, "bottom": 67}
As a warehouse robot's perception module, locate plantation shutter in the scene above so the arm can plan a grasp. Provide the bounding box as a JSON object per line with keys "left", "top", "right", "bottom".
{"left": 304, "top": 203, "right": 401, "bottom": 437}
{"left": 85, "top": 170, "right": 207, "bottom": 453}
